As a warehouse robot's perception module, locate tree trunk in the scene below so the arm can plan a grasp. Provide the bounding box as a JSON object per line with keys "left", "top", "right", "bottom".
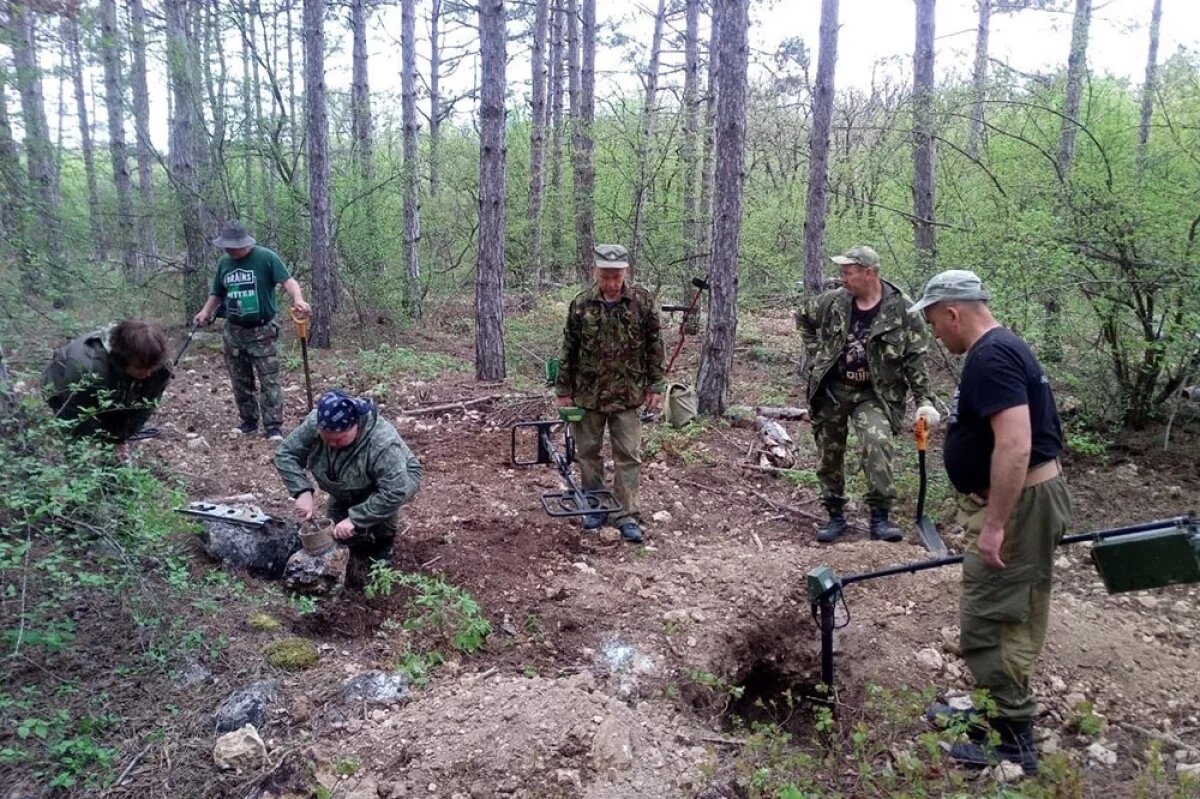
{"left": 402, "top": 0, "right": 422, "bottom": 317}
{"left": 1056, "top": 0, "right": 1091, "bottom": 180}
{"left": 10, "top": 0, "right": 63, "bottom": 257}
{"left": 629, "top": 0, "right": 666, "bottom": 276}
{"left": 528, "top": 0, "right": 549, "bottom": 287}
{"left": 571, "top": 0, "right": 595, "bottom": 286}
{"left": 967, "top": 0, "right": 990, "bottom": 159}
{"left": 241, "top": 0, "right": 255, "bottom": 222}
{"left": 428, "top": 0, "right": 442, "bottom": 197}
{"left": 304, "top": 0, "right": 335, "bottom": 348}
{"left": 681, "top": 0, "right": 700, "bottom": 273}
{"left": 802, "top": 0, "right": 838, "bottom": 296}
{"left": 98, "top": 0, "right": 138, "bottom": 278}
{"left": 64, "top": 12, "right": 107, "bottom": 264}
{"left": 911, "top": 0, "right": 936, "bottom": 273}
{"left": 1135, "top": 0, "right": 1162, "bottom": 179}
{"left": 695, "top": 0, "right": 748, "bottom": 417}
{"left": 475, "top": 0, "right": 507, "bottom": 381}
{"left": 129, "top": 0, "right": 158, "bottom": 270}
{"left": 0, "top": 71, "right": 26, "bottom": 250}
{"left": 165, "top": 0, "right": 212, "bottom": 320}
{"left": 350, "top": 0, "right": 374, "bottom": 180}
{"left": 286, "top": 0, "right": 298, "bottom": 157}
{"left": 697, "top": 2, "right": 720, "bottom": 273}
{"left": 548, "top": 0, "right": 565, "bottom": 278}
{"left": 252, "top": 0, "right": 274, "bottom": 240}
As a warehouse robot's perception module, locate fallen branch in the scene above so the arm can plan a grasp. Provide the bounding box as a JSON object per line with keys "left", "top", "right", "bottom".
{"left": 399, "top": 395, "right": 500, "bottom": 416}
{"left": 750, "top": 489, "right": 824, "bottom": 523}
{"left": 1118, "top": 722, "right": 1199, "bottom": 754}
{"left": 755, "top": 405, "right": 809, "bottom": 421}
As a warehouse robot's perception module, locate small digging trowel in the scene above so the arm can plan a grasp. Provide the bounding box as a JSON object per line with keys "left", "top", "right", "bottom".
{"left": 914, "top": 416, "right": 948, "bottom": 557}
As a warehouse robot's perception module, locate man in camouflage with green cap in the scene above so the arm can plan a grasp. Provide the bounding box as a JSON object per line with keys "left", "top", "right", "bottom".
{"left": 556, "top": 244, "right": 665, "bottom": 543}
{"left": 798, "top": 245, "right": 940, "bottom": 543}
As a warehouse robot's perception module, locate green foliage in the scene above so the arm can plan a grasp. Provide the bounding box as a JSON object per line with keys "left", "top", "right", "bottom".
{"left": 333, "top": 756, "right": 361, "bottom": 776}
{"left": 392, "top": 648, "right": 444, "bottom": 688}
{"left": 644, "top": 419, "right": 707, "bottom": 459}
{"left": 358, "top": 344, "right": 469, "bottom": 383}
{"left": 365, "top": 563, "right": 492, "bottom": 654}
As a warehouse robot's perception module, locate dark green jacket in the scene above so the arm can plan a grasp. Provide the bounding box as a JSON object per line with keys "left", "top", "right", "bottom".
{"left": 274, "top": 408, "right": 422, "bottom": 528}
{"left": 798, "top": 279, "right": 935, "bottom": 433}
{"left": 42, "top": 325, "right": 170, "bottom": 442}
{"left": 556, "top": 282, "right": 666, "bottom": 413}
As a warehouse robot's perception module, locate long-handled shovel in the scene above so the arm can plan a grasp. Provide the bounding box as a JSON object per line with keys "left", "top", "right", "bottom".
{"left": 914, "top": 416, "right": 948, "bottom": 556}
{"left": 291, "top": 309, "right": 314, "bottom": 412}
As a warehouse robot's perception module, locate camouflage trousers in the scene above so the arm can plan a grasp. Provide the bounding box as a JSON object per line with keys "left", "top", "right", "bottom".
{"left": 573, "top": 407, "right": 641, "bottom": 526}
{"left": 810, "top": 381, "right": 896, "bottom": 512}
{"left": 222, "top": 320, "right": 283, "bottom": 430}
{"left": 327, "top": 498, "right": 398, "bottom": 562}
{"left": 958, "top": 475, "right": 1072, "bottom": 721}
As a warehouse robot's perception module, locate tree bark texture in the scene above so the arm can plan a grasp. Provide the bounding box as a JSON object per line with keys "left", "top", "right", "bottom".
{"left": 571, "top": 0, "right": 595, "bottom": 286}
{"left": 630, "top": 0, "right": 666, "bottom": 275}
{"left": 475, "top": 0, "right": 508, "bottom": 380}
{"left": 0, "top": 72, "right": 25, "bottom": 248}
{"left": 402, "top": 0, "right": 422, "bottom": 315}
{"left": 240, "top": 1, "right": 255, "bottom": 222}
{"left": 304, "top": 0, "right": 336, "bottom": 347}
{"left": 129, "top": 0, "right": 158, "bottom": 268}
{"left": 697, "top": 2, "right": 720, "bottom": 273}
{"left": 696, "top": 0, "right": 748, "bottom": 417}
{"left": 548, "top": 0, "right": 565, "bottom": 278}
{"left": 802, "top": 0, "right": 838, "bottom": 296}
{"left": 428, "top": 0, "right": 442, "bottom": 197}
{"left": 1135, "top": 0, "right": 1162, "bottom": 178}
{"left": 528, "top": 0, "right": 549, "bottom": 285}
{"left": 64, "top": 12, "right": 107, "bottom": 264}
{"left": 10, "top": 0, "right": 63, "bottom": 256}
{"left": 1056, "top": 0, "right": 1091, "bottom": 180}
{"left": 165, "top": 0, "right": 212, "bottom": 319}
{"left": 967, "top": 0, "right": 990, "bottom": 159}
{"left": 98, "top": 0, "right": 139, "bottom": 278}
{"left": 911, "top": 0, "right": 937, "bottom": 272}
{"left": 681, "top": 0, "right": 701, "bottom": 272}
{"left": 351, "top": 0, "right": 374, "bottom": 180}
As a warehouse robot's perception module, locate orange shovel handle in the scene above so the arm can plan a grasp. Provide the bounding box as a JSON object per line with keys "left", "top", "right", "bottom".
{"left": 290, "top": 308, "right": 309, "bottom": 338}
{"left": 915, "top": 415, "right": 928, "bottom": 451}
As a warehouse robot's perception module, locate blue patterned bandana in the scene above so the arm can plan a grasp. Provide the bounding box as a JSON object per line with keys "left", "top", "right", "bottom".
{"left": 316, "top": 390, "right": 372, "bottom": 431}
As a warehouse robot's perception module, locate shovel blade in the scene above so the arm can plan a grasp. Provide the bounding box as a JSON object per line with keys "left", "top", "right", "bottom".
{"left": 916, "top": 516, "right": 948, "bottom": 557}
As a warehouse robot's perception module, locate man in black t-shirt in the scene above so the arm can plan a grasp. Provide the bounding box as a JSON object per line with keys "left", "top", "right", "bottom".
{"left": 910, "top": 270, "right": 1073, "bottom": 777}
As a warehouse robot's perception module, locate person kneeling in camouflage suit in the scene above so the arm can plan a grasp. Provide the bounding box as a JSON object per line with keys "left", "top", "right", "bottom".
{"left": 798, "top": 245, "right": 940, "bottom": 543}
{"left": 275, "top": 390, "right": 422, "bottom": 564}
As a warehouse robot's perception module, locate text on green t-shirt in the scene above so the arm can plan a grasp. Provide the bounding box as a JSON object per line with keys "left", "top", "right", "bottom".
{"left": 210, "top": 246, "right": 292, "bottom": 326}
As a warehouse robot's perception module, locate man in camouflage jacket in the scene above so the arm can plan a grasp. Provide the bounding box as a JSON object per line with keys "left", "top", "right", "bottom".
{"left": 556, "top": 244, "right": 666, "bottom": 543}
{"left": 798, "top": 245, "right": 939, "bottom": 543}
{"left": 275, "top": 390, "right": 422, "bottom": 562}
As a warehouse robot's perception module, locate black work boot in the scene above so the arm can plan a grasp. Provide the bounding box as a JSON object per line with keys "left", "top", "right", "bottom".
{"left": 949, "top": 718, "right": 1039, "bottom": 776}
{"left": 816, "top": 511, "right": 848, "bottom": 543}
{"left": 869, "top": 507, "right": 903, "bottom": 542}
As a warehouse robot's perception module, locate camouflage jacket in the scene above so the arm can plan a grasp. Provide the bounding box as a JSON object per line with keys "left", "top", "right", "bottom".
{"left": 797, "top": 279, "right": 935, "bottom": 433}
{"left": 274, "top": 407, "right": 422, "bottom": 527}
{"left": 556, "top": 282, "right": 666, "bottom": 413}
{"left": 42, "top": 325, "right": 170, "bottom": 442}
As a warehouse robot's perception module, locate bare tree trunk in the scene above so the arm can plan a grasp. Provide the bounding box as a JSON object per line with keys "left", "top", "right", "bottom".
{"left": 1056, "top": 0, "right": 1091, "bottom": 180}
{"left": 475, "top": 0, "right": 507, "bottom": 380}
{"left": 241, "top": 0, "right": 255, "bottom": 222}
{"left": 10, "top": 0, "right": 63, "bottom": 256}
{"left": 428, "top": 0, "right": 442, "bottom": 198}
{"left": 350, "top": 0, "right": 374, "bottom": 180}
{"left": 1135, "top": 0, "right": 1162, "bottom": 179}
{"left": 251, "top": 0, "right": 274, "bottom": 239}
{"left": 528, "top": 0, "right": 549, "bottom": 287}
{"left": 911, "top": 0, "right": 936, "bottom": 273}
{"left": 548, "top": 0, "right": 565, "bottom": 279}
{"left": 681, "top": 0, "right": 700, "bottom": 272}
{"left": 98, "top": 0, "right": 137, "bottom": 278}
{"left": 64, "top": 12, "right": 107, "bottom": 263}
{"left": 304, "top": 0, "right": 335, "bottom": 348}
{"left": 967, "top": 0, "right": 990, "bottom": 159}
{"left": 698, "top": 2, "right": 720, "bottom": 273}
{"left": 129, "top": 0, "right": 158, "bottom": 269}
{"left": 286, "top": 0, "right": 298, "bottom": 156}
{"left": 696, "top": 0, "right": 748, "bottom": 417}
{"left": 802, "top": 0, "right": 838, "bottom": 296}
{"left": 566, "top": 0, "right": 580, "bottom": 276}
{"left": 629, "top": 0, "right": 666, "bottom": 276}
{"left": 402, "top": 0, "right": 422, "bottom": 317}
{"left": 0, "top": 71, "right": 26, "bottom": 249}
{"left": 571, "top": 0, "right": 595, "bottom": 286}
{"left": 165, "top": 0, "right": 212, "bottom": 320}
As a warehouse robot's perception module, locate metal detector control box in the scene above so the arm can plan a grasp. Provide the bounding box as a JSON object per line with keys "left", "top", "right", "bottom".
{"left": 1090, "top": 521, "right": 1200, "bottom": 594}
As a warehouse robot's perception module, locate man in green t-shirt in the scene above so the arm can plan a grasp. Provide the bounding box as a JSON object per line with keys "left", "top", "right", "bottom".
{"left": 193, "top": 220, "right": 311, "bottom": 441}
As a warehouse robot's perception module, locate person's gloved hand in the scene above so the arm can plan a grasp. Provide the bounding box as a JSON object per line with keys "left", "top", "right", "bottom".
{"left": 916, "top": 404, "right": 942, "bottom": 430}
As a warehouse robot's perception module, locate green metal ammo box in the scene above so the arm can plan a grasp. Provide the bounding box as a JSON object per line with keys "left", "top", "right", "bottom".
{"left": 1090, "top": 521, "right": 1200, "bottom": 594}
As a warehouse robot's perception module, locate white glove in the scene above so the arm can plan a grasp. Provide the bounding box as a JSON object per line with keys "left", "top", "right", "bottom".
{"left": 916, "top": 405, "right": 941, "bottom": 430}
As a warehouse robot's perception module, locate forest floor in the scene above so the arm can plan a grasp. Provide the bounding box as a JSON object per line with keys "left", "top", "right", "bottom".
{"left": 6, "top": 295, "right": 1199, "bottom": 799}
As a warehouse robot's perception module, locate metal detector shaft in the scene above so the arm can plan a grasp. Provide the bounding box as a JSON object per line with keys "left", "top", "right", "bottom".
{"left": 172, "top": 322, "right": 200, "bottom": 368}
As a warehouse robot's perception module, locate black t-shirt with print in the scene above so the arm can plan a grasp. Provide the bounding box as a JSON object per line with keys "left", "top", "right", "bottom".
{"left": 838, "top": 299, "right": 880, "bottom": 385}
{"left": 943, "top": 327, "right": 1063, "bottom": 495}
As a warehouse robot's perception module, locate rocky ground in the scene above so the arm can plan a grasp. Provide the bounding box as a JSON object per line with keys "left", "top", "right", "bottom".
{"left": 10, "top": 300, "right": 1199, "bottom": 799}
